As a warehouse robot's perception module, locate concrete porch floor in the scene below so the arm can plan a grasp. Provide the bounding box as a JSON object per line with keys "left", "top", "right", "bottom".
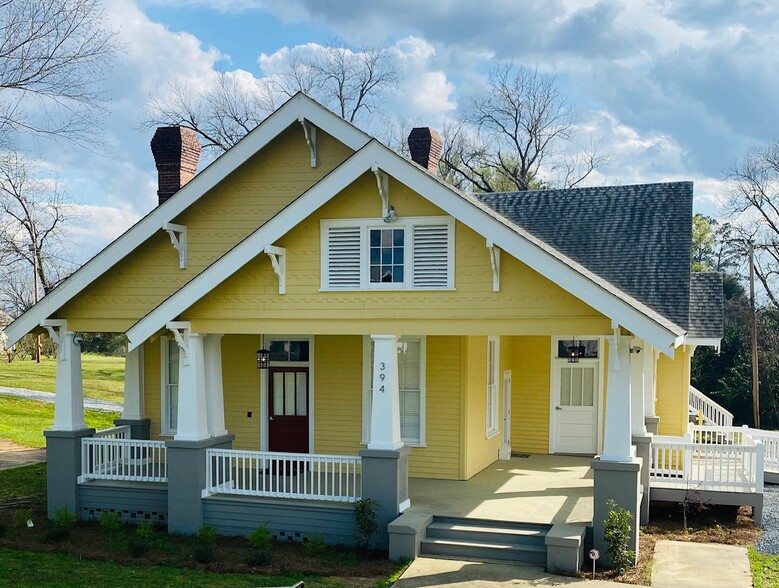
{"left": 407, "top": 454, "right": 593, "bottom": 525}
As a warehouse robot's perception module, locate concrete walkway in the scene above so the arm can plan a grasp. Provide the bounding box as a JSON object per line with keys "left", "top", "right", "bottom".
{"left": 651, "top": 540, "right": 752, "bottom": 588}
{"left": 0, "top": 384, "right": 122, "bottom": 412}
{"left": 0, "top": 439, "right": 46, "bottom": 470}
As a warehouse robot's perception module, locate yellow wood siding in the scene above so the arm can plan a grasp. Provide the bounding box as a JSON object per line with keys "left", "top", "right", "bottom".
{"left": 221, "top": 335, "right": 260, "bottom": 449}
{"left": 508, "top": 336, "right": 551, "bottom": 454}
{"left": 59, "top": 127, "right": 354, "bottom": 333}
{"left": 656, "top": 345, "right": 692, "bottom": 437}
{"left": 142, "top": 338, "right": 162, "bottom": 440}
{"left": 186, "top": 172, "right": 612, "bottom": 336}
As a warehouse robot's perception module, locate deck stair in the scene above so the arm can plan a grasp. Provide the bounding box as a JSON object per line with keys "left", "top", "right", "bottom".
{"left": 689, "top": 386, "right": 733, "bottom": 427}
{"left": 420, "top": 516, "right": 550, "bottom": 564}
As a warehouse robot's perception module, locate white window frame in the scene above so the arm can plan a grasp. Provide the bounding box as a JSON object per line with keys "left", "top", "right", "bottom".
{"left": 486, "top": 335, "right": 500, "bottom": 438}
{"left": 320, "top": 216, "right": 455, "bottom": 291}
{"left": 160, "top": 336, "right": 179, "bottom": 436}
{"left": 361, "top": 335, "right": 426, "bottom": 447}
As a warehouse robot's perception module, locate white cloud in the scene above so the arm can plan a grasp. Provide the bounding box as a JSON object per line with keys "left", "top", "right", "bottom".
{"left": 66, "top": 204, "right": 144, "bottom": 263}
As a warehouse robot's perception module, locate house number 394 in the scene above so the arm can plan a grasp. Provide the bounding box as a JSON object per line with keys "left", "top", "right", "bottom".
{"left": 379, "top": 362, "right": 386, "bottom": 393}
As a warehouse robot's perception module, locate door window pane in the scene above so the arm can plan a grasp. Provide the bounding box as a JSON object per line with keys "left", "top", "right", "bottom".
{"left": 273, "top": 372, "right": 284, "bottom": 416}
{"left": 268, "top": 340, "right": 309, "bottom": 362}
{"left": 560, "top": 367, "right": 572, "bottom": 406}
{"left": 296, "top": 372, "right": 307, "bottom": 416}
{"left": 285, "top": 372, "right": 295, "bottom": 415}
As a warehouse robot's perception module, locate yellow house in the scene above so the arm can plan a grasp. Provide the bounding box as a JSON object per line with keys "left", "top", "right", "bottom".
{"left": 4, "top": 93, "right": 726, "bottom": 569}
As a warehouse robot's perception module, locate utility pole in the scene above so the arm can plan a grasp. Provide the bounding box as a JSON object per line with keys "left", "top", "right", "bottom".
{"left": 749, "top": 242, "right": 760, "bottom": 428}
{"left": 28, "top": 242, "right": 40, "bottom": 363}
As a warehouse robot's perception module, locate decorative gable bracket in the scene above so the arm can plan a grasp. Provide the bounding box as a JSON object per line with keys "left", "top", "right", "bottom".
{"left": 486, "top": 240, "right": 501, "bottom": 292}
{"left": 371, "top": 164, "right": 391, "bottom": 219}
{"left": 298, "top": 117, "right": 317, "bottom": 168}
{"left": 163, "top": 223, "right": 187, "bottom": 269}
{"left": 41, "top": 319, "right": 68, "bottom": 360}
{"left": 264, "top": 245, "right": 287, "bottom": 295}
{"left": 167, "top": 321, "right": 191, "bottom": 365}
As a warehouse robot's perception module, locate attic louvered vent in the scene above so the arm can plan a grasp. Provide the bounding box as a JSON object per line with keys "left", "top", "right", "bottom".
{"left": 327, "top": 226, "right": 361, "bottom": 288}
{"left": 413, "top": 224, "right": 449, "bottom": 288}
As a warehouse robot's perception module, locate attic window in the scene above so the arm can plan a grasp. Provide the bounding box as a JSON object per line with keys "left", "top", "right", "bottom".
{"left": 321, "top": 217, "right": 454, "bottom": 291}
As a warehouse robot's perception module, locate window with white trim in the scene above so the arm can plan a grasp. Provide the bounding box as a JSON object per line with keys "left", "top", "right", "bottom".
{"left": 160, "top": 337, "right": 179, "bottom": 435}
{"left": 486, "top": 336, "right": 499, "bottom": 437}
{"left": 321, "top": 217, "right": 454, "bottom": 290}
{"left": 362, "top": 336, "right": 426, "bottom": 446}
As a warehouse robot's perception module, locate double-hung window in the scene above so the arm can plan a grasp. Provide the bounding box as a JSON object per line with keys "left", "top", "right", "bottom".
{"left": 322, "top": 217, "right": 454, "bottom": 290}
{"left": 486, "top": 336, "right": 499, "bottom": 437}
{"left": 362, "top": 336, "right": 426, "bottom": 446}
{"left": 161, "top": 338, "right": 180, "bottom": 435}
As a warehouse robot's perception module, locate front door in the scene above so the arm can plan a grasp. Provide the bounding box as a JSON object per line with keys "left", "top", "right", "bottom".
{"left": 553, "top": 363, "right": 598, "bottom": 454}
{"left": 268, "top": 367, "right": 309, "bottom": 453}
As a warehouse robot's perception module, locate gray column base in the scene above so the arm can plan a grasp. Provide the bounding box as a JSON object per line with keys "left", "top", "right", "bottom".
{"left": 359, "top": 446, "right": 412, "bottom": 550}
{"left": 388, "top": 511, "right": 432, "bottom": 561}
{"left": 114, "top": 418, "right": 151, "bottom": 440}
{"left": 645, "top": 416, "right": 660, "bottom": 435}
{"left": 166, "top": 434, "right": 234, "bottom": 535}
{"left": 546, "top": 523, "right": 587, "bottom": 575}
{"left": 632, "top": 433, "right": 653, "bottom": 526}
{"left": 44, "top": 428, "right": 96, "bottom": 519}
{"left": 591, "top": 457, "right": 641, "bottom": 569}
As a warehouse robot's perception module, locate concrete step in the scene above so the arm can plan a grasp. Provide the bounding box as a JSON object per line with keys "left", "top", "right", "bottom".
{"left": 420, "top": 537, "right": 547, "bottom": 564}
{"left": 426, "top": 521, "right": 547, "bottom": 547}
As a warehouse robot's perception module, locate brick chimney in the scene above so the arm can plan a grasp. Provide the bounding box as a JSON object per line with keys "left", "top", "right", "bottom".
{"left": 150, "top": 126, "right": 201, "bottom": 205}
{"left": 407, "top": 127, "right": 442, "bottom": 174}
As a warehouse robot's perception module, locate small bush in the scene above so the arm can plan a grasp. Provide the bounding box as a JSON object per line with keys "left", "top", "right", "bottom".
{"left": 303, "top": 533, "right": 327, "bottom": 558}
{"left": 247, "top": 525, "right": 273, "bottom": 566}
{"left": 44, "top": 527, "right": 69, "bottom": 543}
{"left": 99, "top": 511, "right": 122, "bottom": 536}
{"left": 52, "top": 507, "right": 77, "bottom": 531}
{"left": 13, "top": 508, "right": 32, "bottom": 528}
{"left": 196, "top": 523, "right": 217, "bottom": 544}
{"left": 136, "top": 520, "right": 156, "bottom": 541}
{"left": 603, "top": 499, "right": 635, "bottom": 574}
{"left": 354, "top": 498, "right": 378, "bottom": 553}
{"left": 193, "top": 543, "right": 214, "bottom": 564}
{"left": 129, "top": 540, "right": 150, "bottom": 558}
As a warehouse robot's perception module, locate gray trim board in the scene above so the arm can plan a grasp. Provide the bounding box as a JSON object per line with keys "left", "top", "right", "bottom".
{"left": 79, "top": 481, "right": 167, "bottom": 523}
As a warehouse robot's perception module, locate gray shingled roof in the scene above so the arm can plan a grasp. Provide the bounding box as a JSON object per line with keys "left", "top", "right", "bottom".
{"left": 688, "top": 272, "right": 724, "bottom": 339}
{"left": 476, "top": 182, "right": 699, "bottom": 332}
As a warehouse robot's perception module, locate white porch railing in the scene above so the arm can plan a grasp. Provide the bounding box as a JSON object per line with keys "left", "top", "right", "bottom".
{"left": 689, "top": 386, "right": 733, "bottom": 427}
{"left": 93, "top": 425, "right": 131, "bottom": 440}
{"left": 650, "top": 433, "right": 764, "bottom": 493}
{"left": 79, "top": 438, "right": 167, "bottom": 483}
{"left": 690, "top": 424, "right": 779, "bottom": 475}
{"left": 203, "top": 449, "right": 361, "bottom": 503}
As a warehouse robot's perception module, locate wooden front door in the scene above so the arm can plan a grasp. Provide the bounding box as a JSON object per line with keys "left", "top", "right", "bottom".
{"left": 268, "top": 367, "right": 309, "bottom": 453}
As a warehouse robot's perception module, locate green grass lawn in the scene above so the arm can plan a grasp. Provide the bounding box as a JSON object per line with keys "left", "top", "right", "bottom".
{"left": 749, "top": 547, "right": 779, "bottom": 588}
{"left": 0, "top": 463, "right": 46, "bottom": 504}
{"left": 0, "top": 396, "right": 120, "bottom": 448}
{"left": 0, "top": 353, "right": 125, "bottom": 403}
{"left": 0, "top": 548, "right": 347, "bottom": 588}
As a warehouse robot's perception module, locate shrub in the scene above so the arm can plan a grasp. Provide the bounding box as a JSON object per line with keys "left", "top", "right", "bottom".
{"left": 99, "top": 511, "right": 122, "bottom": 535}
{"left": 303, "top": 533, "right": 327, "bottom": 558}
{"left": 196, "top": 523, "right": 217, "bottom": 544}
{"left": 136, "top": 520, "right": 156, "bottom": 541}
{"left": 603, "top": 499, "right": 635, "bottom": 574}
{"left": 13, "top": 508, "right": 32, "bottom": 529}
{"left": 247, "top": 525, "right": 273, "bottom": 566}
{"left": 53, "top": 507, "right": 77, "bottom": 531}
{"left": 354, "top": 498, "right": 378, "bottom": 553}
{"left": 193, "top": 524, "right": 218, "bottom": 563}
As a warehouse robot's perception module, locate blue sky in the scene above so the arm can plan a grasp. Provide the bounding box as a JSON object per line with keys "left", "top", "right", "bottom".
{"left": 22, "top": 0, "right": 779, "bottom": 261}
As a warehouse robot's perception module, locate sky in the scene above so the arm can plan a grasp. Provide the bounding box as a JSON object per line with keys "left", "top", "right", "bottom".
{"left": 23, "top": 0, "right": 779, "bottom": 263}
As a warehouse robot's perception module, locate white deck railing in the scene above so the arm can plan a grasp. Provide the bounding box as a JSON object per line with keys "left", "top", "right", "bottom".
{"left": 690, "top": 425, "right": 779, "bottom": 475}
{"left": 650, "top": 433, "right": 764, "bottom": 493}
{"left": 79, "top": 438, "right": 167, "bottom": 483}
{"left": 689, "top": 386, "right": 733, "bottom": 427}
{"left": 93, "top": 425, "right": 131, "bottom": 440}
{"left": 203, "top": 449, "right": 361, "bottom": 503}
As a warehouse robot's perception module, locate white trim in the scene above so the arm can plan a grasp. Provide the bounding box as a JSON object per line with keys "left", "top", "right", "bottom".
{"left": 361, "top": 335, "right": 426, "bottom": 447}
{"left": 163, "top": 223, "right": 187, "bottom": 269}
{"left": 486, "top": 335, "right": 500, "bottom": 438}
{"left": 298, "top": 117, "right": 317, "bottom": 167}
{"left": 687, "top": 337, "right": 721, "bottom": 352}
{"left": 160, "top": 336, "right": 177, "bottom": 436}
{"left": 548, "top": 336, "right": 604, "bottom": 455}
{"left": 4, "top": 93, "right": 370, "bottom": 347}
{"left": 487, "top": 241, "right": 500, "bottom": 293}
{"left": 264, "top": 245, "right": 286, "bottom": 295}
{"left": 499, "top": 370, "right": 512, "bottom": 459}
{"left": 125, "top": 140, "right": 681, "bottom": 354}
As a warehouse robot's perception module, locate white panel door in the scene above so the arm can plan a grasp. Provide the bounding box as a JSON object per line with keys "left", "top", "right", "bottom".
{"left": 554, "top": 364, "right": 597, "bottom": 454}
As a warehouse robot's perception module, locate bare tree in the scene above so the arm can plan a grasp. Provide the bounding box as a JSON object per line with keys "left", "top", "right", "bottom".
{"left": 440, "top": 63, "right": 609, "bottom": 192}
{"left": 0, "top": 0, "right": 115, "bottom": 148}
{"left": 0, "top": 153, "right": 76, "bottom": 316}
{"left": 726, "top": 142, "right": 779, "bottom": 308}
{"left": 144, "top": 39, "right": 400, "bottom": 157}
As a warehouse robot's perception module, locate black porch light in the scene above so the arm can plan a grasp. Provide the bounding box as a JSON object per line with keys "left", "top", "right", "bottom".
{"left": 256, "top": 348, "right": 270, "bottom": 369}
{"left": 567, "top": 339, "right": 585, "bottom": 364}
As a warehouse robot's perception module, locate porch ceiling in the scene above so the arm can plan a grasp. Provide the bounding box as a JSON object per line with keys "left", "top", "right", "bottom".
{"left": 407, "top": 454, "right": 593, "bottom": 525}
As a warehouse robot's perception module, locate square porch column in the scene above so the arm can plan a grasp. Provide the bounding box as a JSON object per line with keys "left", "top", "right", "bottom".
{"left": 629, "top": 339, "right": 652, "bottom": 525}
{"left": 41, "top": 320, "right": 94, "bottom": 518}
{"left": 360, "top": 334, "right": 411, "bottom": 550}
{"left": 644, "top": 346, "right": 660, "bottom": 434}
{"left": 115, "top": 345, "right": 151, "bottom": 439}
{"left": 204, "top": 334, "right": 227, "bottom": 438}
{"left": 592, "top": 333, "right": 640, "bottom": 568}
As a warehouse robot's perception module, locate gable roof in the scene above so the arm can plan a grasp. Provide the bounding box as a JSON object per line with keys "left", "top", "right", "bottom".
{"left": 125, "top": 138, "right": 685, "bottom": 355}
{"left": 3, "top": 93, "right": 371, "bottom": 347}
{"left": 476, "top": 183, "right": 693, "bottom": 330}
{"left": 688, "top": 272, "right": 723, "bottom": 339}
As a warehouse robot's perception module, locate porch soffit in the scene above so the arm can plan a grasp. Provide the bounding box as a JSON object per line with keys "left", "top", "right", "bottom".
{"left": 3, "top": 93, "right": 371, "bottom": 347}
{"left": 125, "top": 139, "right": 682, "bottom": 356}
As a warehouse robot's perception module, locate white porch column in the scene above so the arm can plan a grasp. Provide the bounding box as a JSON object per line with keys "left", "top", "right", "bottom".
{"left": 643, "top": 345, "right": 656, "bottom": 417}
{"left": 204, "top": 334, "right": 227, "bottom": 437}
{"left": 42, "top": 320, "right": 86, "bottom": 431}
{"left": 168, "top": 323, "right": 209, "bottom": 442}
{"left": 121, "top": 346, "right": 145, "bottom": 421}
{"left": 602, "top": 334, "right": 634, "bottom": 461}
{"left": 630, "top": 339, "right": 646, "bottom": 435}
{"left": 368, "top": 334, "right": 403, "bottom": 451}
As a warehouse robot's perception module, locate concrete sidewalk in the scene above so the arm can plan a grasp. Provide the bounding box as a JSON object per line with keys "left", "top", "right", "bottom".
{"left": 0, "top": 385, "right": 123, "bottom": 412}
{"left": 0, "top": 439, "right": 46, "bottom": 470}
{"left": 651, "top": 540, "right": 752, "bottom": 588}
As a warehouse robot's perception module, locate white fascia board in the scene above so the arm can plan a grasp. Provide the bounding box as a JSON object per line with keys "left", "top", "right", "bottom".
{"left": 126, "top": 142, "right": 381, "bottom": 349}
{"left": 127, "top": 139, "right": 680, "bottom": 356}
{"left": 686, "top": 337, "right": 721, "bottom": 351}
{"left": 3, "top": 93, "right": 370, "bottom": 347}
